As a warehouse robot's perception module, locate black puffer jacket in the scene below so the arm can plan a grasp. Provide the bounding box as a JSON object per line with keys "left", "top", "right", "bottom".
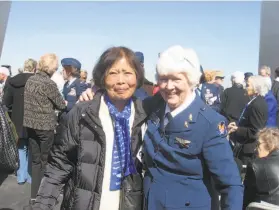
{"left": 33, "top": 91, "right": 148, "bottom": 210}
{"left": 243, "top": 150, "right": 279, "bottom": 209}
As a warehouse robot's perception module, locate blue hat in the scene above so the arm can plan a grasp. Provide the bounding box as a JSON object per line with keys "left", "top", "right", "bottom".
{"left": 135, "top": 51, "right": 144, "bottom": 64}
{"left": 61, "top": 58, "right": 81, "bottom": 70}
{"left": 244, "top": 72, "right": 253, "bottom": 80}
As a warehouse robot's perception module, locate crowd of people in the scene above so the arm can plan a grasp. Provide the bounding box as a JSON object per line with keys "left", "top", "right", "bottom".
{"left": 0, "top": 45, "right": 279, "bottom": 210}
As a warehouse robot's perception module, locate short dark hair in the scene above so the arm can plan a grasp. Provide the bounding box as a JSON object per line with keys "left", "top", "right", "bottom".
{"left": 93, "top": 46, "right": 144, "bottom": 89}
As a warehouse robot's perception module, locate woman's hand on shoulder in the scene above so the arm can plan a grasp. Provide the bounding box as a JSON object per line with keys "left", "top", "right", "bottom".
{"left": 79, "top": 88, "right": 94, "bottom": 102}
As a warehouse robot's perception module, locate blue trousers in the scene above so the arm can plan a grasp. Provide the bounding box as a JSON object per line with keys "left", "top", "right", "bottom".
{"left": 17, "top": 138, "right": 31, "bottom": 183}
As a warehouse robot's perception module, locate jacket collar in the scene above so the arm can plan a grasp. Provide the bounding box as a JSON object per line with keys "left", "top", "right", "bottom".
{"left": 233, "top": 83, "right": 244, "bottom": 89}
{"left": 37, "top": 71, "right": 51, "bottom": 78}
{"left": 165, "top": 95, "right": 204, "bottom": 133}
{"left": 149, "top": 94, "right": 205, "bottom": 133}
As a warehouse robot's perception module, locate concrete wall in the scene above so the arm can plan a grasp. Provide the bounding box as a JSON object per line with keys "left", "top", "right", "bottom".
{"left": 0, "top": 1, "right": 11, "bottom": 59}
{"left": 259, "top": 1, "right": 279, "bottom": 79}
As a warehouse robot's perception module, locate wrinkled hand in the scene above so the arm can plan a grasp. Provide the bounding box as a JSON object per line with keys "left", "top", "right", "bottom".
{"left": 79, "top": 88, "right": 94, "bottom": 102}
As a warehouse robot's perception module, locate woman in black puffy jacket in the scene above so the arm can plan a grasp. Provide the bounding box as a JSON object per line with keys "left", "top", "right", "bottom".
{"left": 243, "top": 127, "right": 279, "bottom": 208}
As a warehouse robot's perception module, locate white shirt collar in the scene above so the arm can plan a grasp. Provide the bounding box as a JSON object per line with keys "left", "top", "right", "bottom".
{"left": 68, "top": 77, "right": 77, "bottom": 86}
{"left": 164, "top": 91, "right": 196, "bottom": 125}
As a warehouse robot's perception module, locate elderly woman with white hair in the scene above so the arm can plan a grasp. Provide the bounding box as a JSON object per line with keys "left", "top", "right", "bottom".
{"left": 229, "top": 75, "right": 268, "bottom": 165}
{"left": 220, "top": 71, "right": 250, "bottom": 123}
{"left": 143, "top": 46, "right": 243, "bottom": 210}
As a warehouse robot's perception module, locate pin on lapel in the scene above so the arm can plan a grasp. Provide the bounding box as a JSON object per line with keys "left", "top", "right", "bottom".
{"left": 175, "top": 137, "right": 191, "bottom": 149}
{"left": 189, "top": 114, "right": 193, "bottom": 121}
{"left": 184, "top": 121, "right": 188, "bottom": 128}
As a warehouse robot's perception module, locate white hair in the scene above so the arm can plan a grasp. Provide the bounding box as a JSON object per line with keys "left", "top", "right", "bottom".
{"left": 156, "top": 45, "right": 201, "bottom": 88}
{"left": 231, "top": 71, "right": 245, "bottom": 86}
{"left": 0, "top": 67, "right": 9, "bottom": 76}
{"left": 249, "top": 75, "right": 269, "bottom": 96}
{"left": 262, "top": 76, "right": 272, "bottom": 91}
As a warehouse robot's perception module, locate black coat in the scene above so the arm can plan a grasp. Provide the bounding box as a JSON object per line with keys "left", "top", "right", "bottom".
{"left": 3, "top": 73, "right": 34, "bottom": 139}
{"left": 243, "top": 150, "right": 279, "bottom": 209}
{"left": 220, "top": 84, "right": 250, "bottom": 123}
{"left": 33, "top": 91, "right": 148, "bottom": 210}
{"left": 231, "top": 96, "right": 268, "bottom": 162}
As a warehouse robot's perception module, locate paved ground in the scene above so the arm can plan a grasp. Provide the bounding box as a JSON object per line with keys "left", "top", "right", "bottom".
{"left": 0, "top": 174, "right": 61, "bottom": 210}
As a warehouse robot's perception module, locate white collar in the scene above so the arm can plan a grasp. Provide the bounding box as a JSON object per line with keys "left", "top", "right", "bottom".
{"left": 68, "top": 77, "right": 77, "bottom": 86}
{"left": 165, "top": 91, "right": 196, "bottom": 118}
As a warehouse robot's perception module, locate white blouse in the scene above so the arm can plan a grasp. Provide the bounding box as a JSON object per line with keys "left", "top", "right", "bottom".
{"left": 98, "top": 95, "right": 135, "bottom": 210}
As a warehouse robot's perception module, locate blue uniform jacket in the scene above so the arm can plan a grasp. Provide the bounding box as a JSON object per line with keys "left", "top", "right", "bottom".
{"left": 264, "top": 90, "right": 277, "bottom": 127}
{"left": 143, "top": 95, "right": 243, "bottom": 210}
{"left": 63, "top": 79, "right": 87, "bottom": 112}
{"left": 201, "top": 83, "right": 222, "bottom": 112}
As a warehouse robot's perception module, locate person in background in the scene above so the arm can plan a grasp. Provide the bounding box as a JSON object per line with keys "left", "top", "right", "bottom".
{"left": 204, "top": 70, "right": 215, "bottom": 84}
{"left": 221, "top": 71, "right": 250, "bottom": 123}
{"left": 229, "top": 75, "right": 268, "bottom": 165}
{"left": 51, "top": 70, "right": 65, "bottom": 97}
{"left": 0, "top": 66, "right": 10, "bottom": 101}
{"left": 200, "top": 70, "right": 222, "bottom": 112}
{"left": 80, "top": 69, "right": 91, "bottom": 88}
{"left": 214, "top": 70, "right": 225, "bottom": 92}
{"left": 18, "top": 68, "right": 23, "bottom": 74}
{"left": 272, "top": 67, "right": 279, "bottom": 127}
{"left": 3, "top": 58, "right": 37, "bottom": 185}
{"left": 152, "top": 85, "right": 160, "bottom": 95}
{"left": 1, "top": 65, "right": 12, "bottom": 77}
{"left": 23, "top": 53, "right": 66, "bottom": 205}
{"left": 243, "top": 128, "right": 279, "bottom": 208}
{"left": 62, "top": 58, "right": 88, "bottom": 112}
{"left": 259, "top": 65, "right": 271, "bottom": 77}
{"left": 244, "top": 72, "right": 253, "bottom": 88}
{"left": 195, "top": 65, "right": 205, "bottom": 97}
{"left": 263, "top": 77, "right": 277, "bottom": 127}
{"left": 134, "top": 51, "right": 150, "bottom": 100}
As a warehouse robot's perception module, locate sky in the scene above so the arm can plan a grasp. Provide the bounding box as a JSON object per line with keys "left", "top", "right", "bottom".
{"left": 1, "top": 1, "right": 261, "bottom": 87}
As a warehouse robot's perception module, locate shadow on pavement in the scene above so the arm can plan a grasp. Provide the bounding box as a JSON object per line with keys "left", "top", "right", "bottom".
{"left": 0, "top": 173, "right": 9, "bottom": 186}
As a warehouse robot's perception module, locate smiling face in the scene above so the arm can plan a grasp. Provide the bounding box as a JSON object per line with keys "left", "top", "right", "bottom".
{"left": 158, "top": 72, "right": 192, "bottom": 111}
{"left": 104, "top": 57, "right": 137, "bottom": 102}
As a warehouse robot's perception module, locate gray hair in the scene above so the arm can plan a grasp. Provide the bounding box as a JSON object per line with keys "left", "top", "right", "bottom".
{"left": 257, "top": 128, "right": 279, "bottom": 152}
{"left": 231, "top": 71, "right": 245, "bottom": 86}
{"left": 249, "top": 75, "right": 269, "bottom": 96}
{"left": 156, "top": 45, "right": 201, "bottom": 88}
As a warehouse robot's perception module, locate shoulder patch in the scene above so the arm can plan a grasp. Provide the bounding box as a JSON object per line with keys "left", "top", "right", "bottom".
{"left": 217, "top": 121, "right": 227, "bottom": 136}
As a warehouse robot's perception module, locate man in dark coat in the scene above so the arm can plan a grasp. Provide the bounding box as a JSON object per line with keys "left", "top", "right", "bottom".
{"left": 221, "top": 71, "right": 250, "bottom": 123}
{"left": 3, "top": 58, "right": 37, "bottom": 184}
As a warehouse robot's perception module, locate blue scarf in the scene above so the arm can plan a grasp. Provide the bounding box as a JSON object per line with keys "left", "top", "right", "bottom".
{"left": 105, "top": 95, "right": 137, "bottom": 191}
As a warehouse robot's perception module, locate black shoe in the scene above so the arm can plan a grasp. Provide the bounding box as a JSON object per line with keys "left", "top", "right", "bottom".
{"left": 18, "top": 182, "right": 25, "bottom": 185}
